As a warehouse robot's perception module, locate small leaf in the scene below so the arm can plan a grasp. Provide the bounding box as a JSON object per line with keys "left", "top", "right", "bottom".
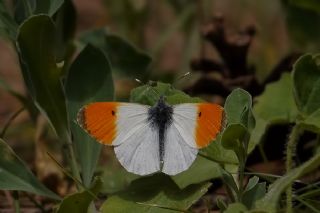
{"left": 100, "top": 174, "right": 211, "bottom": 213}
{"left": 57, "top": 177, "right": 102, "bottom": 213}
{"left": 79, "top": 29, "right": 152, "bottom": 80}
{"left": 130, "top": 82, "right": 202, "bottom": 106}
{"left": 244, "top": 176, "right": 259, "bottom": 192}
{"left": 242, "top": 177, "right": 266, "bottom": 209}
{"left": 0, "top": 139, "right": 60, "bottom": 200}
{"left": 65, "top": 44, "right": 114, "bottom": 187}
{"left": 254, "top": 151, "right": 320, "bottom": 213}
{"left": 224, "top": 203, "right": 248, "bottom": 213}
{"left": 293, "top": 54, "right": 320, "bottom": 115}
{"left": 225, "top": 88, "right": 255, "bottom": 131}
{"left": 221, "top": 124, "right": 248, "bottom": 152}
{"left": 17, "top": 15, "right": 69, "bottom": 140}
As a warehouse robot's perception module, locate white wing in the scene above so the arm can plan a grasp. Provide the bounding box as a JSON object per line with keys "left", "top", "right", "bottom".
{"left": 113, "top": 103, "right": 160, "bottom": 175}
{"left": 162, "top": 124, "right": 198, "bottom": 175}
{"left": 114, "top": 123, "right": 160, "bottom": 175}
{"left": 162, "top": 104, "right": 198, "bottom": 175}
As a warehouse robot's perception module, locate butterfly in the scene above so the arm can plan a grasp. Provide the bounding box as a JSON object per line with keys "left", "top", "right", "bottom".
{"left": 77, "top": 96, "right": 224, "bottom": 176}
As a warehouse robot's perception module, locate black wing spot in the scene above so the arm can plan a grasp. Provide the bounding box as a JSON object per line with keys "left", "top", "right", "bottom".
{"left": 111, "top": 110, "right": 115, "bottom": 116}
{"left": 198, "top": 112, "right": 202, "bottom": 117}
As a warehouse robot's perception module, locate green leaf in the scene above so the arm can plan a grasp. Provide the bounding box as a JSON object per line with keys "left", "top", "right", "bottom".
{"left": 65, "top": 44, "right": 114, "bottom": 187}
{"left": 14, "top": 0, "right": 64, "bottom": 24}
{"left": 130, "top": 82, "right": 202, "bottom": 106}
{"left": 171, "top": 156, "right": 221, "bottom": 189}
{"left": 100, "top": 174, "right": 211, "bottom": 213}
{"left": 293, "top": 54, "right": 320, "bottom": 116}
{"left": 282, "top": 1, "right": 320, "bottom": 49}
{"left": 289, "top": 0, "right": 320, "bottom": 13}
{"left": 101, "top": 165, "right": 140, "bottom": 194}
{"left": 301, "top": 108, "right": 320, "bottom": 133}
{"left": 244, "top": 176, "right": 259, "bottom": 192}
{"left": 17, "top": 15, "right": 69, "bottom": 140}
{"left": 200, "top": 135, "right": 238, "bottom": 165}
{"left": 220, "top": 169, "right": 239, "bottom": 201}
{"left": 0, "top": 139, "right": 60, "bottom": 200}
{"left": 224, "top": 88, "right": 255, "bottom": 131}
{"left": 224, "top": 203, "right": 248, "bottom": 213}
{"left": 0, "top": 1, "right": 18, "bottom": 40}
{"left": 221, "top": 124, "right": 248, "bottom": 152}
{"left": 242, "top": 177, "right": 266, "bottom": 209}
{"left": 254, "top": 151, "right": 320, "bottom": 213}
{"left": 57, "top": 177, "right": 102, "bottom": 213}
{"left": 33, "top": 0, "right": 64, "bottom": 16}
{"left": 251, "top": 73, "right": 298, "bottom": 146}
{"left": 79, "top": 29, "right": 152, "bottom": 80}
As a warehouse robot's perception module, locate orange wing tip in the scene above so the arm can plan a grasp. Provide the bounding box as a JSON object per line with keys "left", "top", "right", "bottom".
{"left": 195, "top": 103, "right": 224, "bottom": 148}
{"left": 76, "top": 102, "right": 119, "bottom": 145}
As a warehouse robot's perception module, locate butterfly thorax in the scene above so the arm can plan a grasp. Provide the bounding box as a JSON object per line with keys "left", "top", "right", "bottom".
{"left": 147, "top": 96, "right": 173, "bottom": 162}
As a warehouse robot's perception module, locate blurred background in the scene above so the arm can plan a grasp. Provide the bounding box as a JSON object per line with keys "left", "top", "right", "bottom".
{"left": 0, "top": 0, "right": 319, "bottom": 210}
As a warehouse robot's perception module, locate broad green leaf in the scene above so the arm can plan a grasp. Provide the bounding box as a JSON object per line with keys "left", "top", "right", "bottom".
{"left": 171, "top": 156, "right": 221, "bottom": 189}
{"left": 251, "top": 73, "right": 298, "bottom": 146}
{"left": 79, "top": 29, "right": 152, "bottom": 80}
{"left": 54, "top": 0, "right": 76, "bottom": 63}
{"left": 254, "top": 151, "right": 320, "bottom": 213}
{"left": 17, "top": 15, "right": 69, "bottom": 140}
{"left": 293, "top": 54, "right": 320, "bottom": 115}
{"left": 65, "top": 44, "right": 114, "bottom": 187}
{"left": 224, "top": 88, "right": 255, "bottom": 131}
{"left": 224, "top": 203, "right": 248, "bottom": 213}
{"left": 57, "top": 177, "right": 102, "bottom": 213}
{"left": 101, "top": 174, "right": 211, "bottom": 213}
{"left": 0, "top": 1, "right": 18, "bottom": 40}
{"left": 101, "top": 165, "right": 140, "bottom": 194}
{"left": 0, "top": 139, "right": 60, "bottom": 200}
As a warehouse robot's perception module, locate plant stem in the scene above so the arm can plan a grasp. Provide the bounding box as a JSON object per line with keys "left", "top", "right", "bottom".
{"left": 285, "top": 124, "right": 301, "bottom": 213}
{"left": 64, "top": 134, "right": 82, "bottom": 189}
{"left": 0, "top": 107, "right": 25, "bottom": 138}
{"left": 12, "top": 191, "right": 20, "bottom": 213}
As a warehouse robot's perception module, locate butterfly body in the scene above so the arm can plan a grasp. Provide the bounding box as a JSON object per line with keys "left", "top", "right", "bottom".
{"left": 78, "top": 97, "right": 224, "bottom": 176}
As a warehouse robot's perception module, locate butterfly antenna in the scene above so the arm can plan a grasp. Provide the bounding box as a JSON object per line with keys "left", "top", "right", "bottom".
{"left": 173, "top": 72, "right": 191, "bottom": 87}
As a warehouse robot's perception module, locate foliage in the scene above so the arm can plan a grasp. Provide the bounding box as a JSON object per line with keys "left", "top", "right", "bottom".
{"left": 0, "top": 0, "right": 320, "bottom": 212}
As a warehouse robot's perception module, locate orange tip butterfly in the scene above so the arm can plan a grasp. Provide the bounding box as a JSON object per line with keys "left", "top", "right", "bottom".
{"left": 77, "top": 96, "right": 224, "bottom": 176}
